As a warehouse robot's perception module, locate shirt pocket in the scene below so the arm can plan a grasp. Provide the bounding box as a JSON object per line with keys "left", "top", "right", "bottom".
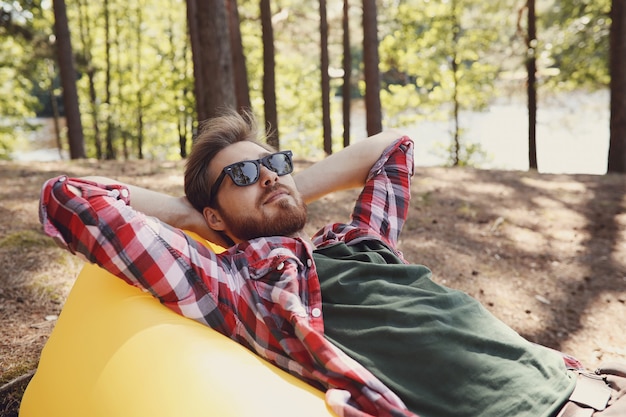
{"left": 247, "top": 255, "right": 308, "bottom": 323}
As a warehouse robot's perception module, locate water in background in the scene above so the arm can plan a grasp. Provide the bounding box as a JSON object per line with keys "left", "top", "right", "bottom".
{"left": 14, "top": 89, "right": 610, "bottom": 175}
{"left": 351, "top": 89, "right": 609, "bottom": 175}
{"left": 11, "top": 117, "right": 68, "bottom": 162}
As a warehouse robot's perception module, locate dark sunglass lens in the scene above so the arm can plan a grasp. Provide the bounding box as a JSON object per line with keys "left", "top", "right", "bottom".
{"left": 266, "top": 153, "right": 293, "bottom": 175}
{"left": 230, "top": 161, "right": 259, "bottom": 186}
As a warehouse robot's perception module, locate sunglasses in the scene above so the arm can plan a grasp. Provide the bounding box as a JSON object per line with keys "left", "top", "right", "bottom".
{"left": 209, "top": 150, "right": 294, "bottom": 204}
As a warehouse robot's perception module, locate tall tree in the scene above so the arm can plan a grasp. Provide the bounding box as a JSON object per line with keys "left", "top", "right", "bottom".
{"left": 75, "top": 0, "right": 103, "bottom": 159}
{"left": 173, "top": 3, "right": 193, "bottom": 158}
{"left": 320, "top": 0, "right": 332, "bottom": 154}
{"left": 52, "top": 0, "right": 86, "bottom": 159}
{"left": 135, "top": 0, "right": 145, "bottom": 159}
{"left": 362, "top": 0, "right": 382, "bottom": 135}
{"left": 608, "top": 0, "right": 626, "bottom": 173}
{"left": 449, "top": 0, "right": 461, "bottom": 166}
{"left": 342, "top": 0, "right": 351, "bottom": 148}
{"left": 226, "top": 0, "right": 251, "bottom": 112}
{"left": 186, "top": 0, "right": 205, "bottom": 123}
{"left": 522, "top": 0, "right": 538, "bottom": 170}
{"left": 103, "top": 0, "right": 115, "bottom": 159}
{"left": 260, "top": 0, "right": 279, "bottom": 149}
{"left": 187, "top": 0, "right": 237, "bottom": 122}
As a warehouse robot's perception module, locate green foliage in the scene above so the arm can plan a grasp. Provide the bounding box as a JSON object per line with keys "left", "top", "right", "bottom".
{"left": 378, "top": 0, "right": 505, "bottom": 165}
{"left": 0, "top": 1, "right": 55, "bottom": 159}
{"left": 240, "top": 0, "right": 337, "bottom": 157}
{"left": 1, "top": 0, "right": 613, "bottom": 163}
{"left": 65, "top": 0, "right": 195, "bottom": 160}
{"left": 434, "top": 139, "right": 491, "bottom": 168}
{"left": 539, "top": 0, "right": 611, "bottom": 90}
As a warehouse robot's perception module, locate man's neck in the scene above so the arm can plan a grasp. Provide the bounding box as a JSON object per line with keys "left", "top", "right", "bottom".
{"left": 291, "top": 230, "right": 313, "bottom": 247}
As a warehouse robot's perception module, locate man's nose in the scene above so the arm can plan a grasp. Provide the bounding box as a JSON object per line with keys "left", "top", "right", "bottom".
{"left": 259, "top": 165, "right": 278, "bottom": 186}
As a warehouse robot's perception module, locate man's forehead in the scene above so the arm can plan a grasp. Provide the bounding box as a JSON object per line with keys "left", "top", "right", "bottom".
{"left": 212, "top": 141, "right": 270, "bottom": 170}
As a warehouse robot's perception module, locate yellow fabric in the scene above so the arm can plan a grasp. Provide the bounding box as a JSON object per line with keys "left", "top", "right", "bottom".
{"left": 21, "top": 236, "right": 335, "bottom": 417}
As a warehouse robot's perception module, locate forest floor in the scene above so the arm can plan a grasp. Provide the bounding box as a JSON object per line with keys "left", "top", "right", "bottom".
{"left": 1, "top": 158, "right": 625, "bottom": 416}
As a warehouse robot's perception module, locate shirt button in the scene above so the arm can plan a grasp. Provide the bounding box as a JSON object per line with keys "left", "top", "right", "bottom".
{"left": 121, "top": 189, "right": 129, "bottom": 198}
{"left": 311, "top": 308, "right": 321, "bottom": 318}
{"left": 276, "top": 262, "right": 284, "bottom": 271}
{"left": 307, "top": 259, "right": 312, "bottom": 267}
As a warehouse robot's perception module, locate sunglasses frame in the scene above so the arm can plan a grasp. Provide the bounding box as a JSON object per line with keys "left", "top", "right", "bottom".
{"left": 208, "top": 150, "right": 293, "bottom": 204}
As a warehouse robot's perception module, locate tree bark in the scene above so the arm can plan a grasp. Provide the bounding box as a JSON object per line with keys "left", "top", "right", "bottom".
{"left": 320, "top": 0, "right": 332, "bottom": 154}
{"left": 450, "top": 0, "right": 460, "bottom": 166}
{"left": 342, "top": 0, "right": 351, "bottom": 148}
{"left": 186, "top": 0, "right": 205, "bottom": 123}
{"left": 135, "top": 2, "right": 144, "bottom": 160}
{"left": 608, "top": 0, "right": 626, "bottom": 173}
{"left": 226, "top": 0, "right": 251, "bottom": 112}
{"left": 103, "top": 0, "right": 115, "bottom": 159}
{"left": 52, "top": 0, "right": 86, "bottom": 159}
{"left": 187, "top": 0, "right": 237, "bottom": 123}
{"left": 362, "top": 0, "right": 382, "bottom": 136}
{"left": 76, "top": 0, "right": 102, "bottom": 159}
{"left": 261, "top": 0, "right": 279, "bottom": 149}
{"left": 526, "top": 0, "right": 538, "bottom": 170}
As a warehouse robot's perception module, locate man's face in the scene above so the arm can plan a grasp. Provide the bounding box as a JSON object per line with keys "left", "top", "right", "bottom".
{"left": 206, "top": 141, "right": 307, "bottom": 243}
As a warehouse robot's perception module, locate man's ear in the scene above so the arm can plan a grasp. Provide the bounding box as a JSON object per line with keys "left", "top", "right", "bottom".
{"left": 203, "top": 206, "right": 226, "bottom": 232}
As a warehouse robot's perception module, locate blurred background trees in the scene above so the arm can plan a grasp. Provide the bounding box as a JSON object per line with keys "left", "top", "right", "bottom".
{"left": 0, "top": 0, "right": 623, "bottom": 173}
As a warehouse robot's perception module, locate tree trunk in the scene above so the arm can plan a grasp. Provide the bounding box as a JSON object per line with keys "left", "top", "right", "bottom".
{"left": 76, "top": 0, "right": 102, "bottom": 159}
{"left": 451, "top": 50, "right": 460, "bottom": 166}
{"left": 362, "top": 0, "right": 382, "bottom": 136}
{"left": 527, "top": 0, "right": 538, "bottom": 170}
{"left": 52, "top": 0, "right": 86, "bottom": 159}
{"left": 450, "top": 0, "right": 460, "bottom": 166}
{"left": 342, "top": 0, "right": 351, "bottom": 148}
{"left": 226, "top": 0, "right": 251, "bottom": 112}
{"left": 135, "top": 2, "right": 144, "bottom": 160}
{"left": 47, "top": 60, "right": 63, "bottom": 159}
{"left": 186, "top": 0, "right": 206, "bottom": 123}
{"left": 187, "top": 0, "right": 237, "bottom": 122}
{"left": 104, "top": 0, "right": 115, "bottom": 159}
{"left": 320, "top": 0, "right": 332, "bottom": 154}
{"left": 112, "top": 10, "right": 127, "bottom": 160}
{"left": 177, "top": 12, "right": 191, "bottom": 158}
{"left": 608, "top": 0, "right": 626, "bottom": 173}
{"left": 260, "top": 0, "right": 279, "bottom": 149}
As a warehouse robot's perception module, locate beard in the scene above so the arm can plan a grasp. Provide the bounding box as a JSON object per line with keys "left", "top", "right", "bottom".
{"left": 217, "top": 188, "right": 308, "bottom": 242}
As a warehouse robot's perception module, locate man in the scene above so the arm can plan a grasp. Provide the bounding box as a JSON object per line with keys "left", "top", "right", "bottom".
{"left": 40, "top": 109, "right": 624, "bottom": 417}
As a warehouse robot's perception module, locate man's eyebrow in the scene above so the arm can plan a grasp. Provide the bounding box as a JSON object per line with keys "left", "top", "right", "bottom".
{"left": 231, "top": 151, "right": 271, "bottom": 164}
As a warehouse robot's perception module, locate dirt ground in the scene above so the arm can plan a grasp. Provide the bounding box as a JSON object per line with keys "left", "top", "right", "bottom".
{"left": 1, "top": 158, "right": 625, "bottom": 415}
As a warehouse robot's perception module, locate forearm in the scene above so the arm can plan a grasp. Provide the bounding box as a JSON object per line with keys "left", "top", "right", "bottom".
{"left": 41, "top": 176, "right": 140, "bottom": 272}
{"left": 40, "top": 176, "right": 226, "bottom": 324}
{"left": 294, "top": 129, "right": 406, "bottom": 204}
{"left": 81, "top": 176, "right": 189, "bottom": 226}
{"left": 81, "top": 176, "right": 227, "bottom": 246}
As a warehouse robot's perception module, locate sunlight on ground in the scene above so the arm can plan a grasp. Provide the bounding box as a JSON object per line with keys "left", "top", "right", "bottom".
{"left": 561, "top": 290, "right": 626, "bottom": 368}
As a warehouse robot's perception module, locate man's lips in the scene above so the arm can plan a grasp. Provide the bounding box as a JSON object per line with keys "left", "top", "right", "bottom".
{"left": 263, "top": 187, "right": 290, "bottom": 205}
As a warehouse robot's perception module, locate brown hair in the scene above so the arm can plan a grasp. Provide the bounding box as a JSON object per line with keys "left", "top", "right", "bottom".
{"left": 184, "top": 108, "right": 274, "bottom": 211}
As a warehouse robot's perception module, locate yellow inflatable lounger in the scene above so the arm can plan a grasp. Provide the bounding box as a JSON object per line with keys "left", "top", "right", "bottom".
{"left": 20, "top": 236, "right": 335, "bottom": 417}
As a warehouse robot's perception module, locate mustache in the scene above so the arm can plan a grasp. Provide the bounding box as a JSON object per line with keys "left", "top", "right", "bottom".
{"left": 259, "top": 183, "right": 290, "bottom": 202}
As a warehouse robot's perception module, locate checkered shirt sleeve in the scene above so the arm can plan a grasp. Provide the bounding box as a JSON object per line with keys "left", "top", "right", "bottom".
{"left": 312, "top": 136, "right": 414, "bottom": 254}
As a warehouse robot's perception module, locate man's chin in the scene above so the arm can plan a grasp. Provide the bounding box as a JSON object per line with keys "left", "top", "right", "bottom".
{"left": 263, "top": 203, "right": 308, "bottom": 236}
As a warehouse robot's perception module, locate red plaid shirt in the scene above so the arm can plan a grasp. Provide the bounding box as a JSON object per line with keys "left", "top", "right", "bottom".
{"left": 40, "top": 137, "right": 417, "bottom": 417}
